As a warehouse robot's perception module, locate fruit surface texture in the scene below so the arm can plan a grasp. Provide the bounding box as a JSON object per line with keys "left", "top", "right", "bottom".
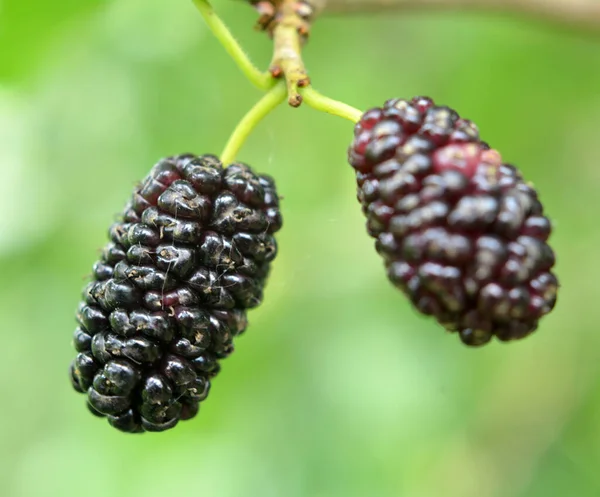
{"left": 70, "top": 154, "right": 282, "bottom": 432}
{"left": 348, "top": 97, "right": 558, "bottom": 346}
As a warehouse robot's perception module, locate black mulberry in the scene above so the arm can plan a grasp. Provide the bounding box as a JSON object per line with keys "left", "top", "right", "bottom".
{"left": 70, "top": 154, "right": 282, "bottom": 432}
{"left": 348, "top": 97, "right": 558, "bottom": 346}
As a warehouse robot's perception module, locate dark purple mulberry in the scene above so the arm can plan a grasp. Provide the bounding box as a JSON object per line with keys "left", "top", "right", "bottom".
{"left": 348, "top": 97, "right": 558, "bottom": 346}
{"left": 70, "top": 154, "right": 282, "bottom": 432}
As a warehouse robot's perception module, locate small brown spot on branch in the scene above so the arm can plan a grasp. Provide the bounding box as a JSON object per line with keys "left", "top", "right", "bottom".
{"left": 289, "top": 94, "right": 303, "bottom": 107}
{"left": 270, "top": 66, "right": 283, "bottom": 78}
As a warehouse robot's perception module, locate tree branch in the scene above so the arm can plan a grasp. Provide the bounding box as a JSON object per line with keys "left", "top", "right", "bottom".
{"left": 317, "top": 0, "right": 600, "bottom": 31}
{"left": 265, "top": 0, "right": 312, "bottom": 106}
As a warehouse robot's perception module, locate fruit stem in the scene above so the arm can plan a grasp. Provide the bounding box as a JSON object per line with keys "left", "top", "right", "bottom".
{"left": 300, "top": 87, "right": 363, "bottom": 123}
{"left": 192, "top": 0, "right": 275, "bottom": 91}
{"left": 220, "top": 81, "right": 287, "bottom": 166}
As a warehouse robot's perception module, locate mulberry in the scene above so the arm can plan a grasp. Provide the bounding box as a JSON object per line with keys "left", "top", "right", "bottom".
{"left": 348, "top": 97, "right": 558, "bottom": 346}
{"left": 70, "top": 154, "right": 282, "bottom": 432}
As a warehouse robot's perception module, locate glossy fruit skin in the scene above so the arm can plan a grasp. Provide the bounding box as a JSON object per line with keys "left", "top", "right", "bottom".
{"left": 70, "top": 154, "right": 282, "bottom": 432}
{"left": 348, "top": 97, "right": 558, "bottom": 346}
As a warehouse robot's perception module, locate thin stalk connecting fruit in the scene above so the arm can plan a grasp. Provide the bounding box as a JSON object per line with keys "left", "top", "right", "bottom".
{"left": 300, "top": 87, "right": 363, "bottom": 123}
{"left": 220, "top": 81, "right": 287, "bottom": 166}
{"left": 192, "top": 0, "right": 274, "bottom": 91}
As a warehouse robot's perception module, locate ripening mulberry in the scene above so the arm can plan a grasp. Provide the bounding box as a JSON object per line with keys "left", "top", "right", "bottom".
{"left": 70, "top": 154, "right": 282, "bottom": 432}
{"left": 348, "top": 97, "right": 558, "bottom": 346}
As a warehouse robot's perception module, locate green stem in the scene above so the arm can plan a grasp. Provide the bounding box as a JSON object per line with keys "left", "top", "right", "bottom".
{"left": 220, "top": 82, "right": 287, "bottom": 165}
{"left": 192, "top": 0, "right": 274, "bottom": 91}
{"left": 300, "top": 87, "right": 363, "bottom": 123}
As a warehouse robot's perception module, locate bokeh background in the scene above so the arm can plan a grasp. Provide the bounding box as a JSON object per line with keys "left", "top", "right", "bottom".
{"left": 2, "top": 2, "right": 600, "bottom": 496}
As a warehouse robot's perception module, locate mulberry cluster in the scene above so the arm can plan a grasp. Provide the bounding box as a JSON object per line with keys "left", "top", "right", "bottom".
{"left": 70, "top": 154, "right": 282, "bottom": 432}
{"left": 348, "top": 97, "right": 558, "bottom": 346}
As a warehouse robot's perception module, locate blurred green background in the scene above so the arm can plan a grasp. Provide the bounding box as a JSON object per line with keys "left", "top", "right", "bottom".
{"left": 2, "top": 2, "right": 600, "bottom": 496}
